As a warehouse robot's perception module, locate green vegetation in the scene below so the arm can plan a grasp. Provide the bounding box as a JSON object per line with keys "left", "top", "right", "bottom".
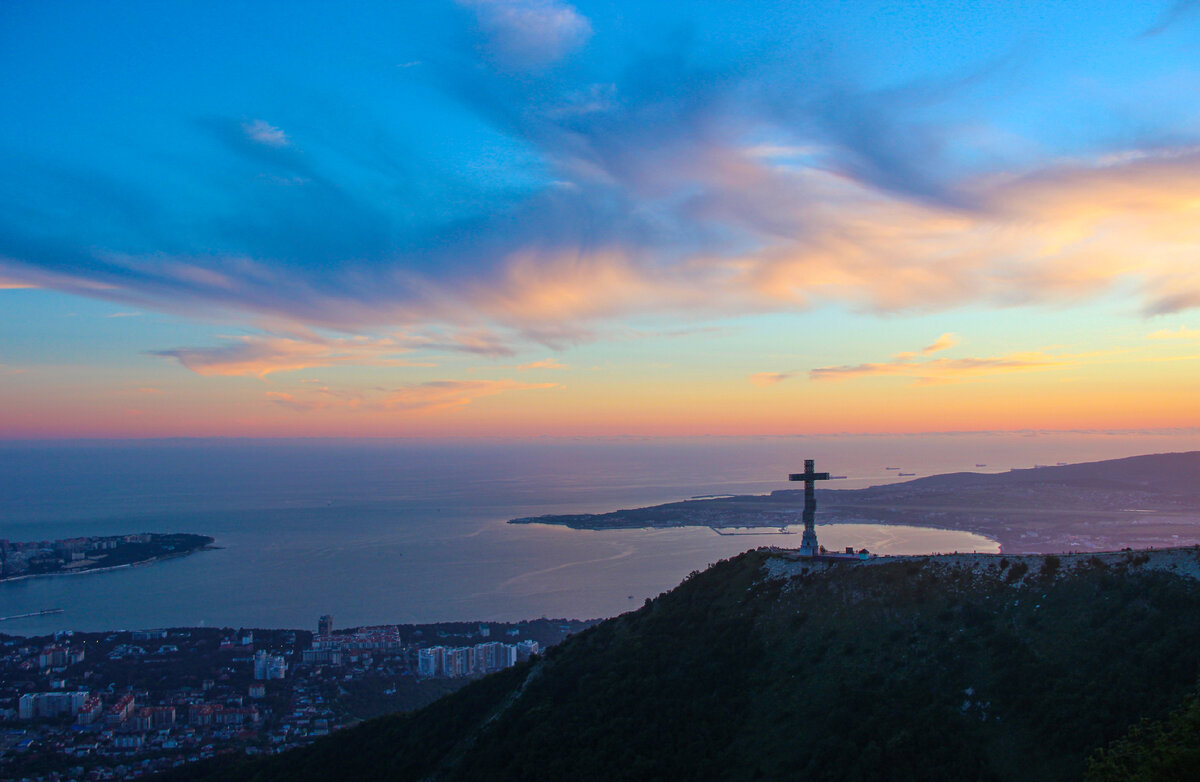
{"left": 1087, "top": 680, "right": 1200, "bottom": 782}
{"left": 161, "top": 549, "right": 1200, "bottom": 781}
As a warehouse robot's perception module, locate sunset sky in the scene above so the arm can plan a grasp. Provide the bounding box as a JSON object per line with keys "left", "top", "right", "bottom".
{"left": 3, "top": 0, "right": 1200, "bottom": 437}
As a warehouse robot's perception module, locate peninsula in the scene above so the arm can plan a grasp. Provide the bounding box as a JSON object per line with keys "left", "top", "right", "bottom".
{"left": 0, "top": 533, "right": 214, "bottom": 581}
{"left": 510, "top": 452, "right": 1200, "bottom": 554}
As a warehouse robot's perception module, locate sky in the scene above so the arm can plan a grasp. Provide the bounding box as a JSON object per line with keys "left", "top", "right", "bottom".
{"left": 2, "top": 0, "right": 1200, "bottom": 438}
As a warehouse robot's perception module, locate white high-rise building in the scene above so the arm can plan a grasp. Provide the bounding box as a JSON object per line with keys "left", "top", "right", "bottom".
{"left": 417, "top": 646, "right": 445, "bottom": 677}
{"left": 253, "top": 650, "right": 287, "bottom": 680}
{"left": 17, "top": 691, "right": 90, "bottom": 720}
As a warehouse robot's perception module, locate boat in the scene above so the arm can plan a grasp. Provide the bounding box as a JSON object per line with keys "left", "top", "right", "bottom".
{"left": 898, "top": 472, "right": 916, "bottom": 476}
{"left": 885, "top": 466, "right": 900, "bottom": 470}
{"left": 975, "top": 463, "right": 987, "bottom": 467}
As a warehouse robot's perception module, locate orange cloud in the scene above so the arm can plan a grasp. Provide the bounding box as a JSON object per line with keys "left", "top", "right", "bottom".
{"left": 895, "top": 332, "right": 959, "bottom": 360}
{"left": 429, "top": 147, "right": 1200, "bottom": 342}
{"left": 154, "top": 334, "right": 431, "bottom": 377}
{"left": 12, "top": 144, "right": 1200, "bottom": 351}
{"left": 381, "top": 380, "right": 557, "bottom": 412}
{"left": 266, "top": 379, "right": 557, "bottom": 414}
{"left": 517, "top": 358, "right": 568, "bottom": 370}
{"left": 811, "top": 355, "right": 1062, "bottom": 385}
{"left": 472, "top": 250, "right": 669, "bottom": 328}
{"left": 1148, "top": 326, "right": 1200, "bottom": 340}
{"left": 427, "top": 329, "right": 515, "bottom": 357}
{"left": 920, "top": 332, "right": 958, "bottom": 354}
{"left": 722, "top": 148, "right": 1200, "bottom": 316}
{"left": 810, "top": 335, "right": 1065, "bottom": 385}
{"left": 748, "top": 372, "right": 794, "bottom": 387}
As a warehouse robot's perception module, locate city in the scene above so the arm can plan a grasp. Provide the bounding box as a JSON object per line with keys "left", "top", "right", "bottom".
{"left": 0, "top": 617, "right": 594, "bottom": 780}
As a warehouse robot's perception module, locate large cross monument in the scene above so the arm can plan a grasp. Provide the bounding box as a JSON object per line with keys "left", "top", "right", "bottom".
{"left": 789, "top": 459, "right": 831, "bottom": 556}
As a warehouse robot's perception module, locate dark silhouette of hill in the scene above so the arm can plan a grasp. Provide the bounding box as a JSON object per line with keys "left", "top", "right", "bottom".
{"left": 160, "top": 547, "right": 1200, "bottom": 781}
{"left": 823, "top": 450, "right": 1200, "bottom": 499}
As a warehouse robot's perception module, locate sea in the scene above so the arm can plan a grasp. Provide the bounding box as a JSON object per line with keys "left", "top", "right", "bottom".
{"left": 1, "top": 432, "right": 1197, "bottom": 636}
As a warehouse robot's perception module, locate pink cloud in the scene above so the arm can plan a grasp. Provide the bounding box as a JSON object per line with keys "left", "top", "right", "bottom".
{"left": 748, "top": 372, "right": 794, "bottom": 387}
{"left": 154, "top": 334, "right": 430, "bottom": 377}
{"left": 266, "top": 379, "right": 556, "bottom": 414}
{"left": 810, "top": 341, "right": 1065, "bottom": 385}
{"left": 517, "top": 358, "right": 567, "bottom": 370}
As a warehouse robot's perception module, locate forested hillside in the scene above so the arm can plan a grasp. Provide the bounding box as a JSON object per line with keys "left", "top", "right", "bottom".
{"left": 163, "top": 548, "right": 1200, "bottom": 782}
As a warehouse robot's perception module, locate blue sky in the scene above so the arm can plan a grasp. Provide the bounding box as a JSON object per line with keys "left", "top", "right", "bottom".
{"left": 3, "top": 1, "right": 1200, "bottom": 436}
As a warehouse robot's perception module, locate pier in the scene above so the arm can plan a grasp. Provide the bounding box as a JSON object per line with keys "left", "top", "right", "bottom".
{"left": 0, "top": 608, "right": 64, "bottom": 622}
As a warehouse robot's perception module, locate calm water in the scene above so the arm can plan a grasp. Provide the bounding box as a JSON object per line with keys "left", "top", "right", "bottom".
{"left": 1, "top": 433, "right": 1196, "bottom": 634}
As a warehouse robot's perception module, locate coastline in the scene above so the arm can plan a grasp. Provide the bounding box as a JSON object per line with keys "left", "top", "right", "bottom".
{"left": 0, "top": 543, "right": 217, "bottom": 585}
{"left": 510, "top": 453, "right": 1200, "bottom": 555}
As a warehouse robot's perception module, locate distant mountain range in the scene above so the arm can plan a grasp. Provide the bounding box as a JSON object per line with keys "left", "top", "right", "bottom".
{"left": 164, "top": 546, "right": 1200, "bottom": 781}
{"left": 512, "top": 451, "right": 1200, "bottom": 553}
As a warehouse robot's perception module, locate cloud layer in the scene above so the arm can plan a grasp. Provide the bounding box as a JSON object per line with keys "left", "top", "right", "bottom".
{"left": 266, "top": 379, "right": 556, "bottom": 414}
{"left": 151, "top": 334, "right": 427, "bottom": 377}
{"left": 3, "top": 3, "right": 1200, "bottom": 355}
{"left": 809, "top": 337, "right": 1065, "bottom": 386}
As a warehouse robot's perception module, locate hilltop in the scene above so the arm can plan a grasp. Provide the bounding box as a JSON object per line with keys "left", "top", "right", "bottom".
{"left": 512, "top": 451, "right": 1200, "bottom": 553}
{"left": 163, "top": 546, "right": 1200, "bottom": 781}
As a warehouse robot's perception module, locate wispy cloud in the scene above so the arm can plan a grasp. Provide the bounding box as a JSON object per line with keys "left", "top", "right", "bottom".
{"left": 11, "top": 143, "right": 1200, "bottom": 338}
{"left": 517, "top": 358, "right": 567, "bottom": 370}
{"left": 1148, "top": 325, "right": 1200, "bottom": 340}
{"left": 242, "top": 119, "right": 289, "bottom": 147}
{"left": 457, "top": 0, "right": 591, "bottom": 69}
{"left": 895, "top": 332, "right": 959, "bottom": 360}
{"left": 106, "top": 311, "right": 142, "bottom": 318}
{"left": 382, "top": 379, "right": 556, "bottom": 412}
{"left": 1141, "top": 0, "right": 1200, "bottom": 36}
{"left": 409, "top": 329, "right": 516, "bottom": 358}
{"left": 921, "top": 333, "right": 958, "bottom": 354}
{"left": 266, "top": 379, "right": 557, "bottom": 414}
{"left": 810, "top": 337, "right": 1065, "bottom": 385}
{"left": 150, "top": 324, "right": 532, "bottom": 377}
{"left": 748, "top": 372, "right": 794, "bottom": 387}
{"left": 8, "top": 16, "right": 1200, "bottom": 343}
{"left": 152, "top": 333, "right": 429, "bottom": 377}
{"left": 810, "top": 355, "right": 1062, "bottom": 385}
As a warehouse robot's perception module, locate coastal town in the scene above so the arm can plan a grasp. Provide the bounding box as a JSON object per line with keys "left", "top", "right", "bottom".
{"left": 0, "top": 535, "right": 214, "bottom": 582}
{"left": 0, "top": 617, "right": 594, "bottom": 781}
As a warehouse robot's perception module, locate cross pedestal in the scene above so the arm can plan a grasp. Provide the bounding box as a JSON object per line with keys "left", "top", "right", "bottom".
{"left": 789, "top": 459, "right": 831, "bottom": 555}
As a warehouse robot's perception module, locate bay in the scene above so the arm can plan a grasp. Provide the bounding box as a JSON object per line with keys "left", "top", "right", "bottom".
{"left": 1, "top": 432, "right": 1195, "bottom": 634}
